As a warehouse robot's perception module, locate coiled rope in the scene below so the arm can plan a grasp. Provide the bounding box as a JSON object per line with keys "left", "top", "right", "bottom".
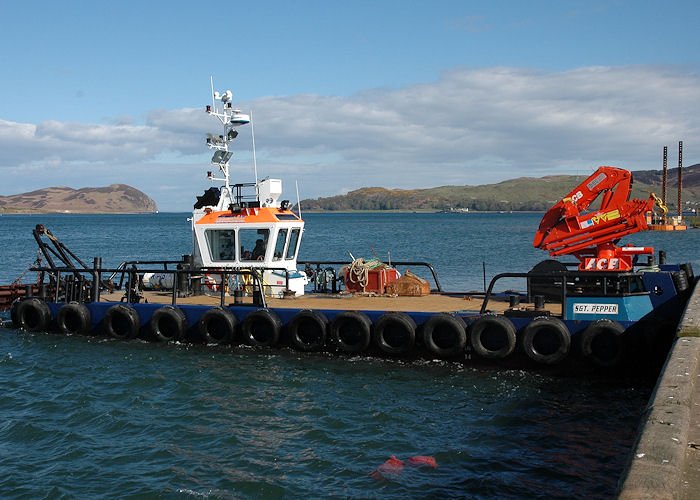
{"left": 347, "top": 257, "right": 384, "bottom": 291}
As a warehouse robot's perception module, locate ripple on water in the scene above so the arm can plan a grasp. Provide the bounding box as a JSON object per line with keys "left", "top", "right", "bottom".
{"left": 0, "top": 316, "right": 650, "bottom": 498}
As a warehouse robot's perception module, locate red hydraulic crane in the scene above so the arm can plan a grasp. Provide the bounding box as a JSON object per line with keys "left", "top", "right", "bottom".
{"left": 533, "top": 166, "right": 665, "bottom": 271}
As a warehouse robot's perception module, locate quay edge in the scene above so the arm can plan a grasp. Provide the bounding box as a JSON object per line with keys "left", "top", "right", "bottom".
{"left": 617, "top": 278, "right": 700, "bottom": 499}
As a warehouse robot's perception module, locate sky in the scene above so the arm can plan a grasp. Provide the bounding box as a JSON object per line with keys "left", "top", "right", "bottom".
{"left": 1, "top": 0, "right": 699, "bottom": 211}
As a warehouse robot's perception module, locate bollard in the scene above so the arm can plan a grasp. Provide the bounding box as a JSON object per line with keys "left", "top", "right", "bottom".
{"left": 535, "top": 295, "right": 545, "bottom": 309}
{"left": 253, "top": 287, "right": 263, "bottom": 306}
{"left": 252, "top": 274, "right": 263, "bottom": 306}
{"left": 126, "top": 267, "right": 137, "bottom": 304}
{"left": 92, "top": 257, "right": 102, "bottom": 302}
{"left": 77, "top": 275, "right": 85, "bottom": 302}
{"left": 182, "top": 253, "right": 193, "bottom": 296}
{"left": 220, "top": 272, "right": 227, "bottom": 307}
{"left": 65, "top": 276, "right": 73, "bottom": 302}
{"left": 54, "top": 271, "right": 61, "bottom": 303}
{"left": 171, "top": 269, "right": 178, "bottom": 305}
{"left": 509, "top": 295, "right": 520, "bottom": 308}
{"left": 176, "top": 264, "right": 187, "bottom": 297}
{"left": 183, "top": 254, "right": 194, "bottom": 267}
{"left": 332, "top": 270, "right": 338, "bottom": 293}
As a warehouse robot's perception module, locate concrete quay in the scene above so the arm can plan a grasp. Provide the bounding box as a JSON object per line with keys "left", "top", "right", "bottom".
{"left": 618, "top": 280, "right": 700, "bottom": 499}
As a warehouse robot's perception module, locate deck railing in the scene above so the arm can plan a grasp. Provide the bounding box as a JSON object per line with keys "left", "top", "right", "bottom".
{"left": 480, "top": 270, "right": 651, "bottom": 320}
{"left": 28, "top": 264, "right": 274, "bottom": 308}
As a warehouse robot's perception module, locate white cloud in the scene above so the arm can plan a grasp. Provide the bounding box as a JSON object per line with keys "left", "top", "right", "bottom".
{"left": 1, "top": 65, "right": 698, "bottom": 210}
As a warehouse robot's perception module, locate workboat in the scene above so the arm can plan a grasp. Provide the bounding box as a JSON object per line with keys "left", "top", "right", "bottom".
{"left": 1, "top": 83, "right": 696, "bottom": 375}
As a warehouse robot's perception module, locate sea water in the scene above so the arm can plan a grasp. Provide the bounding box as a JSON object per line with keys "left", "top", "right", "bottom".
{"left": 1, "top": 212, "right": 698, "bottom": 498}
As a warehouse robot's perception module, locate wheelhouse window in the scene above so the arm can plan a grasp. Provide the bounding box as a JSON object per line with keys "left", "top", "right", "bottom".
{"left": 240, "top": 228, "right": 270, "bottom": 261}
{"left": 285, "top": 227, "right": 301, "bottom": 260}
{"left": 273, "top": 228, "right": 288, "bottom": 261}
{"left": 206, "top": 229, "right": 236, "bottom": 261}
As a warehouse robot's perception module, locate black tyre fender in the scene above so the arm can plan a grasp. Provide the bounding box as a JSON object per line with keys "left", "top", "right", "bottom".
{"left": 288, "top": 309, "right": 328, "bottom": 351}
{"left": 15, "top": 298, "right": 52, "bottom": 332}
{"left": 150, "top": 305, "right": 189, "bottom": 342}
{"left": 468, "top": 314, "right": 516, "bottom": 359}
{"left": 104, "top": 304, "right": 141, "bottom": 340}
{"left": 57, "top": 301, "right": 92, "bottom": 335}
{"left": 579, "top": 319, "right": 626, "bottom": 367}
{"left": 10, "top": 298, "right": 21, "bottom": 327}
{"left": 241, "top": 308, "right": 282, "bottom": 347}
{"left": 520, "top": 316, "right": 570, "bottom": 365}
{"left": 199, "top": 306, "right": 238, "bottom": 344}
{"left": 422, "top": 312, "right": 467, "bottom": 359}
{"left": 373, "top": 311, "right": 416, "bottom": 355}
{"left": 329, "top": 311, "right": 372, "bottom": 353}
{"left": 672, "top": 270, "right": 689, "bottom": 293}
{"left": 681, "top": 263, "right": 695, "bottom": 284}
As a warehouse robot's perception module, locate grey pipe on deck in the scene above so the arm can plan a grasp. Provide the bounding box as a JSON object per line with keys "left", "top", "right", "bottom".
{"left": 617, "top": 279, "right": 700, "bottom": 499}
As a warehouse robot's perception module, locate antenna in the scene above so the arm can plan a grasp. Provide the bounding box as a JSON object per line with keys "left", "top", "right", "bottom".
{"left": 210, "top": 76, "right": 215, "bottom": 110}
{"left": 251, "top": 109, "right": 259, "bottom": 187}
{"left": 678, "top": 140, "right": 683, "bottom": 218}
{"left": 662, "top": 146, "right": 668, "bottom": 224}
{"left": 296, "top": 180, "right": 302, "bottom": 218}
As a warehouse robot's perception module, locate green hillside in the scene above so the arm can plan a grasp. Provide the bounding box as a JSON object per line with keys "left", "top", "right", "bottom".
{"left": 301, "top": 164, "right": 700, "bottom": 212}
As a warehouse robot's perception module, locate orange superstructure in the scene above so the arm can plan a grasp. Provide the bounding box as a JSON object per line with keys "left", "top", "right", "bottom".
{"left": 195, "top": 207, "right": 299, "bottom": 225}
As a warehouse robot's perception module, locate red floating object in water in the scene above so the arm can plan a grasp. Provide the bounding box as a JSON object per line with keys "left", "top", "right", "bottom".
{"left": 370, "top": 455, "right": 404, "bottom": 479}
{"left": 371, "top": 455, "right": 437, "bottom": 479}
{"left": 406, "top": 455, "right": 438, "bottom": 468}
{"left": 378, "top": 455, "right": 404, "bottom": 475}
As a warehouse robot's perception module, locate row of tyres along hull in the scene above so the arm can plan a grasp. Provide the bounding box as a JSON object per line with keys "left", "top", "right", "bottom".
{"left": 48, "top": 302, "right": 600, "bottom": 340}
{"left": 7, "top": 296, "right": 686, "bottom": 373}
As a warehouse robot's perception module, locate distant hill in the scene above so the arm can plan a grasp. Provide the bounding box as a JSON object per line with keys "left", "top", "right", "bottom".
{"left": 0, "top": 184, "right": 158, "bottom": 214}
{"left": 300, "top": 164, "right": 700, "bottom": 212}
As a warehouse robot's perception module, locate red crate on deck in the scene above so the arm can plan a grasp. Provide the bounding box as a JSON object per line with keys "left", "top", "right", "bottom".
{"left": 344, "top": 267, "right": 400, "bottom": 293}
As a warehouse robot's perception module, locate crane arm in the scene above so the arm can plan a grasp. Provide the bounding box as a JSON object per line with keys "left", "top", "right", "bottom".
{"left": 533, "top": 166, "right": 658, "bottom": 271}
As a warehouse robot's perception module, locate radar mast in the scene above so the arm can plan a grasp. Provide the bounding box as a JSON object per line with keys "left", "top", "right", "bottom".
{"left": 204, "top": 77, "right": 250, "bottom": 201}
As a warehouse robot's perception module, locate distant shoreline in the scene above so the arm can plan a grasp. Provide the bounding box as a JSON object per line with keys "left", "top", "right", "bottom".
{"left": 299, "top": 209, "right": 545, "bottom": 214}
{"left": 0, "top": 184, "right": 158, "bottom": 214}
{"left": 0, "top": 210, "right": 159, "bottom": 215}
{"left": 1, "top": 209, "right": 542, "bottom": 215}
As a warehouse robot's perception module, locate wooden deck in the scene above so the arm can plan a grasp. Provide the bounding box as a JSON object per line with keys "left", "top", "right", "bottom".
{"left": 99, "top": 290, "right": 562, "bottom": 315}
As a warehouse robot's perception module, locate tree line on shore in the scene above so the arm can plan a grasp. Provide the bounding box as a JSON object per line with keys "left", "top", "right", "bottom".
{"left": 300, "top": 164, "right": 700, "bottom": 212}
